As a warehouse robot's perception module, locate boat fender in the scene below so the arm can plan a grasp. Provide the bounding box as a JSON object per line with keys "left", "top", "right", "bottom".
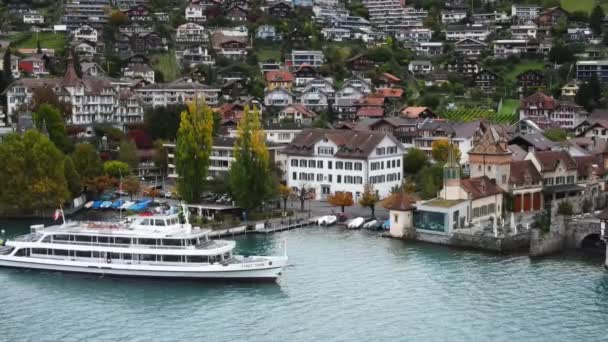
{"left": 107, "top": 258, "right": 112, "bottom": 264}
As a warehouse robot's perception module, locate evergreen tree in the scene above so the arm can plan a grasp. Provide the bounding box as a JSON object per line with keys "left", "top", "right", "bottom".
{"left": 72, "top": 143, "right": 103, "bottom": 180}
{"left": 0, "top": 47, "right": 13, "bottom": 94}
{"left": 33, "top": 104, "right": 72, "bottom": 153}
{"left": 576, "top": 74, "right": 603, "bottom": 112}
{"left": 590, "top": 5, "right": 605, "bottom": 36}
{"left": 229, "top": 106, "right": 274, "bottom": 212}
{"left": 64, "top": 156, "right": 82, "bottom": 197}
{"left": 176, "top": 98, "right": 214, "bottom": 203}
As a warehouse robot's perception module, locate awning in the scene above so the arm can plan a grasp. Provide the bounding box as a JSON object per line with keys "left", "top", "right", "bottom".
{"left": 542, "top": 184, "right": 585, "bottom": 194}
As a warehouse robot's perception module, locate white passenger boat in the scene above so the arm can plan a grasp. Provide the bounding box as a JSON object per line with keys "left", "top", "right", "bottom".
{"left": 0, "top": 209, "right": 288, "bottom": 281}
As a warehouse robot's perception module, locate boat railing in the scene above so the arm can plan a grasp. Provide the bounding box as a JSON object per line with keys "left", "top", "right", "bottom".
{"left": 44, "top": 240, "right": 201, "bottom": 250}
{"left": 13, "top": 233, "right": 42, "bottom": 242}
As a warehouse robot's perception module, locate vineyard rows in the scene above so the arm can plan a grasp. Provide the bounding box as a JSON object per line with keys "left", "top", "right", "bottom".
{"left": 438, "top": 109, "right": 518, "bottom": 124}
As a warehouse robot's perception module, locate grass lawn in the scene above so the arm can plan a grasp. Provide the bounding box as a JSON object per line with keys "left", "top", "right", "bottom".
{"left": 256, "top": 47, "right": 282, "bottom": 61}
{"left": 8, "top": 32, "right": 67, "bottom": 54}
{"left": 152, "top": 52, "right": 180, "bottom": 82}
{"left": 498, "top": 99, "right": 520, "bottom": 116}
{"left": 503, "top": 61, "right": 545, "bottom": 82}
{"left": 560, "top": 0, "right": 595, "bottom": 13}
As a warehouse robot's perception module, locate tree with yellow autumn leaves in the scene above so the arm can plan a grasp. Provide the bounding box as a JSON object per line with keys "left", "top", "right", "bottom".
{"left": 176, "top": 98, "right": 214, "bottom": 203}
{"left": 229, "top": 106, "right": 274, "bottom": 213}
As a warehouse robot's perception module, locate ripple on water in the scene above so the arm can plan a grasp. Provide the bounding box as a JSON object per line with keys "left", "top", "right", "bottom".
{"left": 1, "top": 226, "right": 608, "bottom": 341}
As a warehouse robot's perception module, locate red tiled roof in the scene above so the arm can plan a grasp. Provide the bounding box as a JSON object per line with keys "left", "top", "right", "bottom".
{"left": 509, "top": 160, "right": 542, "bottom": 186}
{"left": 401, "top": 106, "right": 430, "bottom": 118}
{"left": 357, "top": 106, "right": 384, "bottom": 117}
{"left": 521, "top": 91, "right": 556, "bottom": 110}
{"left": 361, "top": 96, "right": 385, "bottom": 106}
{"left": 373, "top": 88, "right": 404, "bottom": 98}
{"left": 381, "top": 72, "right": 401, "bottom": 83}
{"left": 383, "top": 192, "right": 417, "bottom": 211}
{"left": 265, "top": 70, "right": 294, "bottom": 82}
{"left": 460, "top": 176, "right": 504, "bottom": 200}
{"left": 281, "top": 104, "right": 317, "bottom": 118}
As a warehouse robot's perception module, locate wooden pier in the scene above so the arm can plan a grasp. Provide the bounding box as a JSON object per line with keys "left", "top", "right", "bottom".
{"left": 207, "top": 216, "right": 319, "bottom": 238}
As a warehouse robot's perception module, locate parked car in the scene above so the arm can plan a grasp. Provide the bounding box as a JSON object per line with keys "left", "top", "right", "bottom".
{"left": 164, "top": 191, "right": 172, "bottom": 199}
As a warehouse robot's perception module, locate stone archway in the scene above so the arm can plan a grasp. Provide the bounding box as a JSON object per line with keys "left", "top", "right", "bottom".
{"left": 579, "top": 233, "right": 606, "bottom": 252}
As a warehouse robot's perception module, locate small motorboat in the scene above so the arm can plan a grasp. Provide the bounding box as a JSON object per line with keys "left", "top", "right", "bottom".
{"left": 100, "top": 201, "right": 113, "bottom": 209}
{"left": 119, "top": 201, "right": 134, "bottom": 210}
{"left": 84, "top": 201, "right": 94, "bottom": 209}
{"left": 347, "top": 217, "right": 365, "bottom": 229}
{"left": 325, "top": 215, "right": 338, "bottom": 226}
{"left": 382, "top": 219, "right": 390, "bottom": 230}
{"left": 110, "top": 200, "right": 125, "bottom": 209}
{"left": 363, "top": 220, "right": 378, "bottom": 229}
{"left": 91, "top": 201, "right": 103, "bottom": 210}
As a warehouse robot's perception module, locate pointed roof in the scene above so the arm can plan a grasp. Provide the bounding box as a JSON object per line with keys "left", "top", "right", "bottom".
{"left": 469, "top": 124, "right": 512, "bottom": 155}
{"left": 63, "top": 56, "right": 81, "bottom": 86}
{"left": 445, "top": 137, "right": 460, "bottom": 168}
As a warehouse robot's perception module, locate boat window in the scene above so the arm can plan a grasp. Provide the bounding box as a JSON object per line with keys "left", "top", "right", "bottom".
{"left": 14, "top": 249, "right": 27, "bottom": 256}
{"left": 76, "top": 251, "right": 91, "bottom": 258}
{"left": 155, "top": 219, "right": 166, "bottom": 226}
{"left": 41, "top": 236, "right": 51, "bottom": 243}
{"left": 32, "top": 248, "right": 47, "bottom": 255}
{"left": 139, "top": 238, "right": 156, "bottom": 246}
{"left": 187, "top": 255, "right": 208, "bottom": 263}
{"left": 141, "top": 254, "right": 156, "bottom": 262}
{"left": 109, "top": 253, "right": 120, "bottom": 259}
{"left": 53, "top": 234, "right": 69, "bottom": 241}
{"left": 171, "top": 218, "right": 179, "bottom": 225}
{"left": 115, "top": 237, "right": 131, "bottom": 245}
{"left": 141, "top": 219, "right": 151, "bottom": 225}
{"left": 162, "top": 239, "right": 181, "bottom": 246}
{"left": 224, "top": 252, "right": 230, "bottom": 260}
{"left": 54, "top": 249, "right": 69, "bottom": 256}
{"left": 98, "top": 236, "right": 110, "bottom": 244}
{"left": 75, "top": 235, "right": 92, "bottom": 243}
{"left": 163, "top": 255, "right": 180, "bottom": 262}
{"left": 189, "top": 238, "right": 198, "bottom": 246}
{"left": 122, "top": 254, "right": 132, "bottom": 260}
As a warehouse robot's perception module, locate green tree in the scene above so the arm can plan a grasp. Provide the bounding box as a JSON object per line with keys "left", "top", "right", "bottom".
{"left": 118, "top": 140, "right": 138, "bottom": 169}
{"left": 557, "top": 201, "right": 574, "bottom": 216}
{"left": 33, "top": 104, "right": 72, "bottom": 153}
{"left": 590, "top": 5, "right": 605, "bottom": 36}
{"left": 230, "top": 106, "right": 274, "bottom": 212}
{"left": 575, "top": 74, "right": 602, "bottom": 112}
{"left": 415, "top": 164, "right": 444, "bottom": 199}
{"left": 431, "top": 139, "right": 461, "bottom": 165}
{"left": 144, "top": 104, "right": 186, "bottom": 140}
{"left": 103, "top": 160, "right": 130, "bottom": 178}
{"left": 0, "top": 46, "right": 13, "bottom": 94}
{"left": 153, "top": 139, "right": 168, "bottom": 174}
{"left": 176, "top": 99, "right": 214, "bottom": 203}
{"left": 64, "top": 156, "right": 82, "bottom": 197}
{"left": 72, "top": 143, "right": 103, "bottom": 180}
{"left": 359, "top": 183, "right": 380, "bottom": 217}
{"left": 403, "top": 148, "right": 428, "bottom": 174}
{"left": 0, "top": 130, "right": 70, "bottom": 214}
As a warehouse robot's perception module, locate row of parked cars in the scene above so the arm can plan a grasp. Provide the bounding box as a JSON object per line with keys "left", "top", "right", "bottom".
{"left": 201, "top": 192, "right": 233, "bottom": 205}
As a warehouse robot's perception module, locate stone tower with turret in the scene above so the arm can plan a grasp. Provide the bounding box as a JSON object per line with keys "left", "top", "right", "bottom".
{"left": 468, "top": 124, "right": 512, "bottom": 191}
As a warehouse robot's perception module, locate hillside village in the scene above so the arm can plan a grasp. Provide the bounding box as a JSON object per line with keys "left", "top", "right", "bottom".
{"left": 2, "top": 0, "right": 608, "bottom": 235}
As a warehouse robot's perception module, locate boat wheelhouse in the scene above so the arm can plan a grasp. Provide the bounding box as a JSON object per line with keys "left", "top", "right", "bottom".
{"left": 0, "top": 211, "right": 287, "bottom": 281}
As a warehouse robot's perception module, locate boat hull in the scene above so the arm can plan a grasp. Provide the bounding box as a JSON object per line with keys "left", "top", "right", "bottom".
{"left": 0, "top": 256, "right": 287, "bottom": 281}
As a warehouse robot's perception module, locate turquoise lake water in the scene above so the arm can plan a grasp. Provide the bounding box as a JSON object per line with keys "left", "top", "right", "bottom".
{"left": 1, "top": 219, "right": 608, "bottom": 341}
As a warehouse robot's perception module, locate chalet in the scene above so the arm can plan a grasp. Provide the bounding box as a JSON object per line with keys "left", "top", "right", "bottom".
{"left": 293, "top": 64, "right": 319, "bottom": 87}
{"left": 81, "top": 62, "right": 105, "bottom": 77}
{"left": 210, "top": 31, "right": 250, "bottom": 60}
{"left": 446, "top": 59, "right": 482, "bottom": 77}
{"left": 298, "top": 87, "right": 330, "bottom": 112}
{"left": 379, "top": 73, "right": 401, "bottom": 87}
{"left": 395, "top": 28, "right": 432, "bottom": 43}
{"left": 510, "top": 24, "right": 538, "bottom": 40}
{"left": 301, "top": 77, "right": 335, "bottom": 97}
{"left": 72, "top": 25, "right": 99, "bottom": 42}
{"left": 176, "top": 23, "right": 207, "bottom": 44}
{"left": 177, "top": 47, "right": 215, "bottom": 68}
{"left": 124, "top": 4, "right": 152, "bottom": 22}
{"left": 287, "top": 50, "right": 324, "bottom": 68}
{"left": 264, "top": 87, "right": 295, "bottom": 107}
{"left": 408, "top": 60, "right": 433, "bottom": 74}
{"left": 73, "top": 41, "right": 104, "bottom": 59}
{"left": 346, "top": 54, "right": 375, "bottom": 71}
{"left": 278, "top": 104, "right": 317, "bottom": 125}
{"left": 132, "top": 32, "right": 165, "bottom": 55}
{"left": 511, "top": 4, "right": 541, "bottom": 21}
{"left": 445, "top": 24, "right": 490, "bottom": 41}
{"left": 441, "top": 9, "right": 467, "bottom": 24}
{"left": 416, "top": 42, "right": 444, "bottom": 58}
{"left": 535, "top": 6, "right": 567, "bottom": 27}
{"left": 218, "top": 65, "right": 249, "bottom": 83}
{"left": 185, "top": 4, "right": 206, "bottom": 22}
{"left": 519, "top": 91, "right": 589, "bottom": 130}
{"left": 453, "top": 38, "right": 487, "bottom": 58}
{"left": 401, "top": 106, "right": 436, "bottom": 119}
{"left": 225, "top": 6, "right": 248, "bottom": 22}
{"left": 269, "top": 2, "right": 292, "bottom": 18}
{"left": 265, "top": 70, "right": 294, "bottom": 90}
{"left": 256, "top": 25, "right": 281, "bottom": 41}
{"left": 474, "top": 70, "right": 498, "bottom": 93}
{"left": 220, "top": 79, "right": 249, "bottom": 99}
{"left": 121, "top": 63, "right": 155, "bottom": 83}
{"left": 517, "top": 70, "right": 544, "bottom": 94}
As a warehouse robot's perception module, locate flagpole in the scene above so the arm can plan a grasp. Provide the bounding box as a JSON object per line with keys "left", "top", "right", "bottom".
{"left": 60, "top": 204, "right": 66, "bottom": 226}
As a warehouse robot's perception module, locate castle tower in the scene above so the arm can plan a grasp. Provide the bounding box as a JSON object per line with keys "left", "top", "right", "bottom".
{"left": 468, "top": 124, "right": 512, "bottom": 190}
